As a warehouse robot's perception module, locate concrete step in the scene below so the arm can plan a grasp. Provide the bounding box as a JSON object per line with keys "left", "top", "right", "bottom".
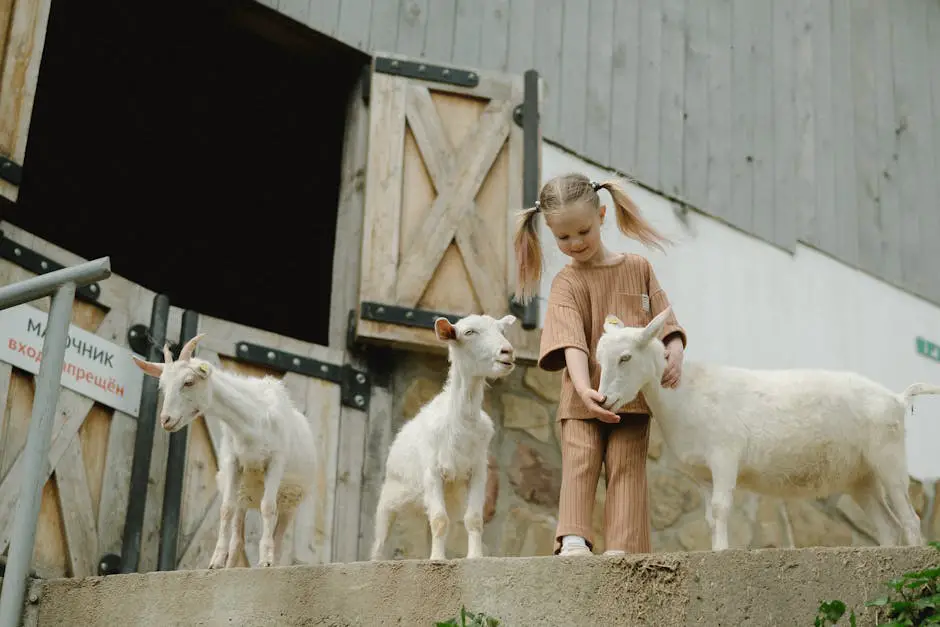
{"left": 18, "top": 546, "right": 940, "bottom": 626}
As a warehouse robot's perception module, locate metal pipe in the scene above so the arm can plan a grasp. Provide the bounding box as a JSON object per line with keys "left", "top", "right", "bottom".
{"left": 0, "top": 282, "right": 77, "bottom": 627}
{"left": 120, "top": 293, "right": 170, "bottom": 573}
{"left": 157, "top": 309, "right": 198, "bottom": 571}
{"left": 520, "top": 68, "right": 541, "bottom": 330}
{"left": 0, "top": 257, "right": 110, "bottom": 310}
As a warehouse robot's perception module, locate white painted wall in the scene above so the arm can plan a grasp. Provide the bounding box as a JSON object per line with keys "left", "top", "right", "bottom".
{"left": 537, "top": 144, "right": 940, "bottom": 482}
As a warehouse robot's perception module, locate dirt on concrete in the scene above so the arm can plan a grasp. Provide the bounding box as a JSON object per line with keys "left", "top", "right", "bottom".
{"left": 22, "top": 546, "right": 939, "bottom": 626}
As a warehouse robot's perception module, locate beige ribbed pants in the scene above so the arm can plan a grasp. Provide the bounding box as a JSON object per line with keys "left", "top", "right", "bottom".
{"left": 554, "top": 414, "right": 651, "bottom": 554}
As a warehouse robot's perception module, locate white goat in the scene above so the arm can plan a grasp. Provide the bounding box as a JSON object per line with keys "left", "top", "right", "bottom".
{"left": 133, "top": 334, "right": 316, "bottom": 568}
{"left": 370, "top": 313, "right": 517, "bottom": 561}
{"left": 595, "top": 308, "right": 940, "bottom": 551}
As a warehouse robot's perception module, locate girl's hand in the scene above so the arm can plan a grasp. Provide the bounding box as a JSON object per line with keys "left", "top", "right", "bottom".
{"left": 661, "top": 337, "right": 684, "bottom": 388}
{"left": 577, "top": 386, "right": 621, "bottom": 423}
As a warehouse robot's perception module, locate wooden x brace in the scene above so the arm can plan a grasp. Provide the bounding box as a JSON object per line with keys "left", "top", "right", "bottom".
{"left": 394, "top": 84, "right": 513, "bottom": 316}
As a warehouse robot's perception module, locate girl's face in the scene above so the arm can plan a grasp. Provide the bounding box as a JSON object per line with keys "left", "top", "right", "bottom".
{"left": 545, "top": 202, "right": 607, "bottom": 264}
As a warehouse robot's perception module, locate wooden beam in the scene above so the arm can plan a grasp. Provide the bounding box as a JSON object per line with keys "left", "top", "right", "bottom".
{"left": 404, "top": 85, "right": 454, "bottom": 189}
{"left": 176, "top": 492, "right": 219, "bottom": 570}
{"left": 356, "top": 383, "right": 394, "bottom": 562}
{"left": 55, "top": 436, "right": 98, "bottom": 576}
{"left": 329, "top": 78, "right": 370, "bottom": 563}
{"left": 454, "top": 208, "right": 509, "bottom": 316}
{"left": 360, "top": 72, "right": 407, "bottom": 304}
{"left": 96, "top": 410, "right": 135, "bottom": 558}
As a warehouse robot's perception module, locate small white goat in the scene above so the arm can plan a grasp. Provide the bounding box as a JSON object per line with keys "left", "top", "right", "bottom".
{"left": 133, "top": 334, "right": 316, "bottom": 568}
{"left": 370, "top": 313, "right": 517, "bottom": 561}
{"left": 596, "top": 308, "right": 940, "bottom": 550}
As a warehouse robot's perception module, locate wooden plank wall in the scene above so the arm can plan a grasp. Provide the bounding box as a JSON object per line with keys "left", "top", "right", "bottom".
{"left": 0, "top": 221, "right": 177, "bottom": 578}
{"left": 0, "top": 221, "right": 348, "bottom": 574}
{"left": 271, "top": 0, "right": 940, "bottom": 307}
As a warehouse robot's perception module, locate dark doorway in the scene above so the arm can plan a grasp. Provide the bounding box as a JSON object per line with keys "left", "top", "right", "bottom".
{"left": 3, "top": 0, "right": 370, "bottom": 347}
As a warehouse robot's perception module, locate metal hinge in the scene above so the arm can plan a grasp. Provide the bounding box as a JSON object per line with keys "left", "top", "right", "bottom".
{"left": 513, "top": 104, "right": 540, "bottom": 129}
{"left": 97, "top": 553, "right": 122, "bottom": 576}
{"left": 0, "top": 230, "right": 103, "bottom": 303}
{"left": 373, "top": 56, "right": 480, "bottom": 88}
{"left": 345, "top": 309, "right": 394, "bottom": 389}
{"left": 359, "top": 301, "right": 462, "bottom": 330}
{"left": 360, "top": 300, "right": 535, "bottom": 335}
{"left": 234, "top": 341, "right": 371, "bottom": 412}
{"left": 508, "top": 296, "right": 530, "bottom": 321}
{"left": 0, "top": 156, "right": 21, "bottom": 186}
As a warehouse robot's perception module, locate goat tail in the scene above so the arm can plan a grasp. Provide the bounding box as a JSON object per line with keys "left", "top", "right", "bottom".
{"left": 900, "top": 383, "right": 940, "bottom": 404}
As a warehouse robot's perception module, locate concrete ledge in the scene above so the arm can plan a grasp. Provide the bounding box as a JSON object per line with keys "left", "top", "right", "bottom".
{"left": 27, "top": 547, "right": 939, "bottom": 626}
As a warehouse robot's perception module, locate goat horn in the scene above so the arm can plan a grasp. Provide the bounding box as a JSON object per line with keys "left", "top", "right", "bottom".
{"left": 162, "top": 342, "right": 174, "bottom": 364}
{"left": 178, "top": 333, "right": 206, "bottom": 361}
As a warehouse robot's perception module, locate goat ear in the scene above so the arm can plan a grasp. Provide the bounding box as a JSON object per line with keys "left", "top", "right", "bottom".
{"left": 434, "top": 317, "right": 457, "bottom": 341}
{"left": 498, "top": 314, "right": 517, "bottom": 329}
{"left": 195, "top": 362, "right": 211, "bottom": 378}
{"left": 178, "top": 333, "right": 206, "bottom": 361}
{"left": 132, "top": 356, "right": 164, "bottom": 378}
{"left": 639, "top": 307, "right": 671, "bottom": 344}
{"left": 603, "top": 314, "right": 626, "bottom": 334}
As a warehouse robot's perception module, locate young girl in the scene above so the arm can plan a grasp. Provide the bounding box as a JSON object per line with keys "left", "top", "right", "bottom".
{"left": 514, "top": 172, "right": 687, "bottom": 557}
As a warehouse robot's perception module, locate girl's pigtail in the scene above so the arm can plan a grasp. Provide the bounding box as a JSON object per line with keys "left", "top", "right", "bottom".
{"left": 600, "top": 179, "right": 671, "bottom": 252}
{"left": 513, "top": 205, "right": 543, "bottom": 304}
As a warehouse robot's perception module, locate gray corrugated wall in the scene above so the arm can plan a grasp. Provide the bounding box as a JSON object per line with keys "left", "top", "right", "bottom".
{"left": 276, "top": 0, "right": 940, "bottom": 307}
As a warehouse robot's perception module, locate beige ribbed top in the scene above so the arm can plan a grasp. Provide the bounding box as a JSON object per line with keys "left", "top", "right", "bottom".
{"left": 538, "top": 253, "right": 687, "bottom": 420}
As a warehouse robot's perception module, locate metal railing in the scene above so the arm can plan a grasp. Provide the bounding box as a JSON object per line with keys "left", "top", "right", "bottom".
{"left": 0, "top": 257, "right": 112, "bottom": 627}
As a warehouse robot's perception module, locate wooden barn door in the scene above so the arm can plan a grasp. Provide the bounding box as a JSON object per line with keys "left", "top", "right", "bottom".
{"left": 0, "top": 221, "right": 150, "bottom": 578}
{"left": 0, "top": 0, "right": 52, "bottom": 202}
{"left": 173, "top": 314, "right": 364, "bottom": 569}
{"left": 353, "top": 53, "right": 543, "bottom": 361}
{"left": 0, "top": 221, "right": 363, "bottom": 576}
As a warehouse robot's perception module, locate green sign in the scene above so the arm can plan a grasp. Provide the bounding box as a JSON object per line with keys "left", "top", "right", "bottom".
{"left": 916, "top": 336, "right": 940, "bottom": 362}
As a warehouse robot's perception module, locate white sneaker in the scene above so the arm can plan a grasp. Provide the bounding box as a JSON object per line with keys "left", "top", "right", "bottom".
{"left": 558, "top": 545, "right": 593, "bottom": 557}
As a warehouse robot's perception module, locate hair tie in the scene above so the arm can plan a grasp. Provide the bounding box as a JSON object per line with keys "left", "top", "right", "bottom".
{"left": 534, "top": 200, "right": 541, "bottom": 212}
{"left": 590, "top": 180, "right": 601, "bottom": 192}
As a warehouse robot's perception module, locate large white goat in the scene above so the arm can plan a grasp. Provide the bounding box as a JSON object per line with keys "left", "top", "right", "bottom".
{"left": 370, "top": 313, "right": 517, "bottom": 561}
{"left": 133, "top": 334, "right": 316, "bottom": 568}
{"left": 595, "top": 307, "right": 940, "bottom": 550}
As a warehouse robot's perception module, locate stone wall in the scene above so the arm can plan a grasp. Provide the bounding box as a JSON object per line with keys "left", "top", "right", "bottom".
{"left": 379, "top": 353, "right": 938, "bottom": 558}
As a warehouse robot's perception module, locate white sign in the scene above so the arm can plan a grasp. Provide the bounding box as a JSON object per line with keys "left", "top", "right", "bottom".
{"left": 0, "top": 303, "right": 144, "bottom": 417}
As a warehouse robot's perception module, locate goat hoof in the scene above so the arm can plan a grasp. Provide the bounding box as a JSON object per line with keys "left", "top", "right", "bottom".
{"left": 225, "top": 550, "right": 245, "bottom": 569}
{"left": 208, "top": 551, "right": 228, "bottom": 569}
{"left": 258, "top": 555, "right": 274, "bottom": 568}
